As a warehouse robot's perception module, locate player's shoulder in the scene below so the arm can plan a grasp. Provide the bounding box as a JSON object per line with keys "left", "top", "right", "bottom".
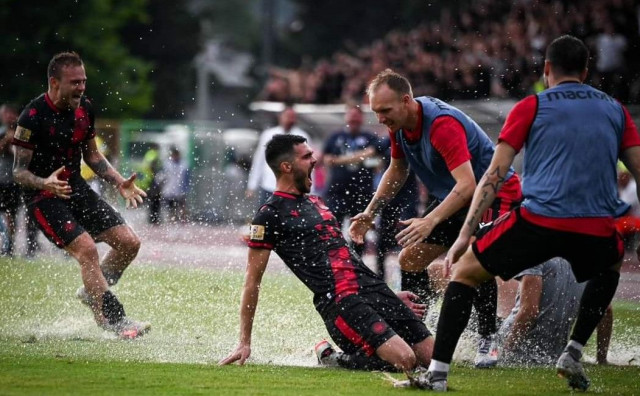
{"left": 22, "top": 94, "right": 47, "bottom": 113}
{"left": 254, "top": 200, "right": 280, "bottom": 218}
{"left": 17, "top": 94, "right": 48, "bottom": 131}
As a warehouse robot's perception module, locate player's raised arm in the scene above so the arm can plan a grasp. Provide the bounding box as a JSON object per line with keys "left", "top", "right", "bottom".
{"left": 445, "top": 141, "right": 517, "bottom": 272}
{"left": 349, "top": 156, "right": 409, "bottom": 244}
{"left": 81, "top": 138, "right": 146, "bottom": 208}
{"left": 219, "top": 247, "right": 271, "bottom": 365}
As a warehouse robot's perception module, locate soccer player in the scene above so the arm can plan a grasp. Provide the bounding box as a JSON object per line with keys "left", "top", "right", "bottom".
{"left": 420, "top": 35, "right": 640, "bottom": 391}
{"left": 220, "top": 134, "right": 434, "bottom": 379}
{"left": 12, "top": 52, "right": 150, "bottom": 339}
{"left": 246, "top": 106, "right": 310, "bottom": 205}
{"left": 349, "top": 69, "right": 522, "bottom": 368}
{"left": 499, "top": 257, "right": 612, "bottom": 366}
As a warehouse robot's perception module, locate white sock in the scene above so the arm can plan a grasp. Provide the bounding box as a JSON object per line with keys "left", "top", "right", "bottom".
{"left": 428, "top": 360, "right": 450, "bottom": 373}
{"left": 567, "top": 340, "right": 584, "bottom": 353}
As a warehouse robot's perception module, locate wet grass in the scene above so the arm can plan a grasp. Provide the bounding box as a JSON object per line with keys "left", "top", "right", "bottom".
{"left": 0, "top": 257, "right": 639, "bottom": 395}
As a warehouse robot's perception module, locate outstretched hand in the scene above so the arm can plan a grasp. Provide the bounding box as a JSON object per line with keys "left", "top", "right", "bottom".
{"left": 218, "top": 343, "right": 251, "bottom": 366}
{"left": 349, "top": 212, "right": 374, "bottom": 245}
{"left": 395, "top": 217, "right": 436, "bottom": 248}
{"left": 396, "top": 291, "right": 427, "bottom": 319}
{"left": 44, "top": 166, "right": 72, "bottom": 199}
{"left": 118, "top": 174, "right": 147, "bottom": 208}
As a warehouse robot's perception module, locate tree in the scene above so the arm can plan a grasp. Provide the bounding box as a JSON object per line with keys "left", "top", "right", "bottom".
{"left": 0, "top": 0, "right": 153, "bottom": 118}
{"left": 121, "top": 0, "right": 201, "bottom": 119}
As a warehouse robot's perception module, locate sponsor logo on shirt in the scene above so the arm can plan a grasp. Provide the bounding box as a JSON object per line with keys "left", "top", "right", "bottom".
{"left": 15, "top": 127, "right": 32, "bottom": 142}
{"left": 250, "top": 225, "right": 265, "bottom": 241}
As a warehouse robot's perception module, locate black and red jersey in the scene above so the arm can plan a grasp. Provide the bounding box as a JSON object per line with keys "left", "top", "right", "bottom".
{"left": 248, "top": 191, "right": 386, "bottom": 312}
{"left": 13, "top": 93, "right": 96, "bottom": 203}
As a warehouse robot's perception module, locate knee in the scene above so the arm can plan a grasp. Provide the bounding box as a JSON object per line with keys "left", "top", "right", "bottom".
{"left": 395, "top": 349, "right": 417, "bottom": 371}
{"left": 450, "top": 252, "right": 490, "bottom": 287}
{"left": 398, "top": 246, "right": 425, "bottom": 272}
{"left": 378, "top": 341, "right": 417, "bottom": 371}
{"left": 121, "top": 233, "right": 141, "bottom": 256}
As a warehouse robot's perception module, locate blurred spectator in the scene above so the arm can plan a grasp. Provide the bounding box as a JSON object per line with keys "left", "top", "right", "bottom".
{"left": 222, "top": 148, "right": 249, "bottom": 222}
{"left": 138, "top": 143, "right": 163, "bottom": 225}
{"left": 246, "top": 106, "right": 310, "bottom": 205}
{"left": 322, "top": 105, "right": 381, "bottom": 256}
{"left": 374, "top": 136, "right": 420, "bottom": 279}
{"left": 160, "top": 146, "right": 189, "bottom": 223}
{"left": 593, "top": 20, "right": 628, "bottom": 99}
{"left": 0, "top": 104, "right": 40, "bottom": 258}
{"left": 0, "top": 104, "right": 20, "bottom": 256}
{"left": 260, "top": 0, "right": 640, "bottom": 104}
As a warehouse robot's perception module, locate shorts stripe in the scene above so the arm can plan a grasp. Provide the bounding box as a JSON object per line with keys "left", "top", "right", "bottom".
{"left": 329, "top": 247, "right": 359, "bottom": 302}
{"left": 33, "top": 207, "right": 65, "bottom": 247}
{"left": 475, "top": 210, "right": 517, "bottom": 254}
{"left": 334, "top": 315, "right": 375, "bottom": 356}
{"left": 498, "top": 197, "right": 512, "bottom": 217}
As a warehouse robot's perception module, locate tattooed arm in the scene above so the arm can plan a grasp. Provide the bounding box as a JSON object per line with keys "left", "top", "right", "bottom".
{"left": 82, "top": 138, "right": 147, "bottom": 208}
{"left": 13, "top": 143, "right": 72, "bottom": 199}
{"left": 445, "top": 142, "right": 517, "bottom": 269}
{"left": 349, "top": 157, "right": 409, "bottom": 244}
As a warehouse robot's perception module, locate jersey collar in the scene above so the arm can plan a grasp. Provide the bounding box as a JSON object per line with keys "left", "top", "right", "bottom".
{"left": 44, "top": 93, "right": 61, "bottom": 113}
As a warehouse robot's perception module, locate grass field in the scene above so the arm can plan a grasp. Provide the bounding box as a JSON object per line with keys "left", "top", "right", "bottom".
{"left": 1, "top": 257, "right": 639, "bottom": 395}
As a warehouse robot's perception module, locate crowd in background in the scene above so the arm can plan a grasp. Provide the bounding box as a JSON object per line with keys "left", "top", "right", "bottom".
{"left": 259, "top": 0, "right": 640, "bottom": 104}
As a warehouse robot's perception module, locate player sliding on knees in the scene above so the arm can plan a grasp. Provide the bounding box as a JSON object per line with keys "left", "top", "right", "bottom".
{"left": 220, "top": 134, "right": 436, "bottom": 389}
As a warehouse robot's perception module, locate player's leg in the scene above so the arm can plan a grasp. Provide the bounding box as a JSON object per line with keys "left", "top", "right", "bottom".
{"left": 473, "top": 277, "right": 499, "bottom": 368}
{"left": 427, "top": 208, "right": 554, "bottom": 387}
{"left": 431, "top": 249, "right": 493, "bottom": 364}
{"left": 60, "top": 193, "right": 148, "bottom": 338}
{"left": 64, "top": 232, "right": 111, "bottom": 323}
{"left": 320, "top": 294, "right": 423, "bottom": 372}
{"left": 399, "top": 200, "right": 467, "bottom": 308}
{"left": 76, "top": 192, "right": 140, "bottom": 286}
{"left": 472, "top": 195, "right": 521, "bottom": 367}
{"left": 398, "top": 242, "right": 447, "bottom": 306}
{"left": 374, "top": 335, "right": 419, "bottom": 371}
{"left": 556, "top": 232, "right": 623, "bottom": 391}
{"left": 29, "top": 199, "right": 123, "bottom": 330}
{"left": 95, "top": 225, "right": 141, "bottom": 286}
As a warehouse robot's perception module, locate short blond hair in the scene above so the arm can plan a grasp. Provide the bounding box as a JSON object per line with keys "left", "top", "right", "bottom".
{"left": 366, "top": 69, "right": 413, "bottom": 98}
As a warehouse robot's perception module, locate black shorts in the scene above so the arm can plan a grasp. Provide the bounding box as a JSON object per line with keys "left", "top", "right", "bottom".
{"left": 28, "top": 188, "right": 125, "bottom": 248}
{"left": 472, "top": 207, "right": 623, "bottom": 282}
{"left": 423, "top": 194, "right": 520, "bottom": 247}
{"left": 0, "top": 183, "right": 21, "bottom": 213}
{"left": 322, "top": 286, "right": 431, "bottom": 356}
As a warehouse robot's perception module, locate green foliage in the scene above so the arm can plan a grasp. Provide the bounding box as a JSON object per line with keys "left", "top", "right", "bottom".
{"left": 0, "top": 0, "right": 153, "bottom": 118}
{"left": 120, "top": 0, "right": 201, "bottom": 119}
